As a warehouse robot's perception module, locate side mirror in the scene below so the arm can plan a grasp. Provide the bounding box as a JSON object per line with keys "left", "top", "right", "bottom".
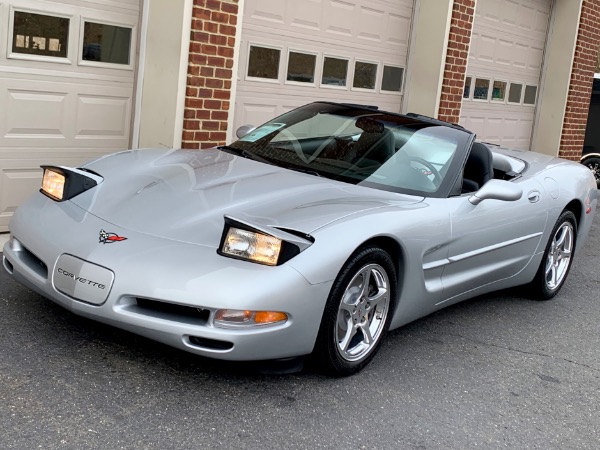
{"left": 469, "top": 179, "right": 523, "bottom": 205}
{"left": 236, "top": 124, "right": 256, "bottom": 139}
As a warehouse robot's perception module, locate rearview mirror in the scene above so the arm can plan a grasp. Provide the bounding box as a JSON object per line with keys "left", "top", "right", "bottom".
{"left": 236, "top": 124, "right": 256, "bottom": 139}
{"left": 469, "top": 179, "right": 523, "bottom": 205}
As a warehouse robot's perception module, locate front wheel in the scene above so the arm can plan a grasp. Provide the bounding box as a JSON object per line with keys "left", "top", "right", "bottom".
{"left": 529, "top": 210, "right": 577, "bottom": 300}
{"left": 312, "top": 246, "right": 396, "bottom": 376}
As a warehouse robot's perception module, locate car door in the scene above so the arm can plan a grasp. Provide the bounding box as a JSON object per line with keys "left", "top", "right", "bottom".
{"left": 440, "top": 177, "right": 549, "bottom": 301}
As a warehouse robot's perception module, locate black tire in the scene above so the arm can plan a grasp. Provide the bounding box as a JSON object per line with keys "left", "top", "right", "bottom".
{"left": 312, "top": 246, "right": 397, "bottom": 376}
{"left": 581, "top": 156, "right": 600, "bottom": 188}
{"left": 529, "top": 210, "right": 577, "bottom": 300}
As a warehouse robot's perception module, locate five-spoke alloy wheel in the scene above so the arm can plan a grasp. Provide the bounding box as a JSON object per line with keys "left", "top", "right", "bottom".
{"left": 530, "top": 210, "right": 577, "bottom": 300}
{"left": 313, "top": 246, "right": 396, "bottom": 376}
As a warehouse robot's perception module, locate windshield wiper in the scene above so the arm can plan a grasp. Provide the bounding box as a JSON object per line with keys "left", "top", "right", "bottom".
{"left": 217, "top": 145, "right": 243, "bottom": 156}
{"left": 287, "top": 166, "right": 321, "bottom": 177}
{"left": 218, "top": 145, "right": 321, "bottom": 177}
{"left": 218, "top": 145, "right": 271, "bottom": 164}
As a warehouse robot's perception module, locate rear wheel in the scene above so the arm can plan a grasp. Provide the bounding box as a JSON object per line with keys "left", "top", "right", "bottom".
{"left": 313, "top": 246, "right": 396, "bottom": 376}
{"left": 529, "top": 210, "right": 577, "bottom": 300}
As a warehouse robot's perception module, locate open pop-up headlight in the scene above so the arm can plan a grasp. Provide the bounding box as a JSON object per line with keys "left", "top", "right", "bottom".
{"left": 218, "top": 216, "right": 314, "bottom": 266}
{"left": 40, "top": 166, "right": 103, "bottom": 202}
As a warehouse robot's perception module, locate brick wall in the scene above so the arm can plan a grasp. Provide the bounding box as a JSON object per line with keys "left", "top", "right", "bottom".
{"left": 437, "top": 0, "right": 476, "bottom": 123}
{"left": 182, "top": 0, "right": 239, "bottom": 150}
{"left": 559, "top": 0, "right": 600, "bottom": 160}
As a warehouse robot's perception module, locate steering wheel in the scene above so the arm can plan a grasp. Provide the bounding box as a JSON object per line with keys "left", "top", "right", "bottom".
{"left": 276, "top": 128, "right": 307, "bottom": 163}
{"left": 406, "top": 156, "right": 442, "bottom": 187}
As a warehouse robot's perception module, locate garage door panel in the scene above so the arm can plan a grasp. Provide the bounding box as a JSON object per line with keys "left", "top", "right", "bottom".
{"left": 5, "top": 89, "right": 68, "bottom": 137}
{"left": 325, "top": 1, "right": 354, "bottom": 37}
{"left": 528, "top": 47, "right": 544, "bottom": 71}
{"left": 496, "top": 39, "right": 512, "bottom": 66}
{"left": 238, "top": 103, "right": 280, "bottom": 129}
{"left": 0, "top": 77, "right": 133, "bottom": 147}
{"left": 76, "top": 94, "right": 130, "bottom": 138}
{"left": 461, "top": 110, "right": 533, "bottom": 148}
{"left": 387, "top": 13, "right": 411, "bottom": 46}
{"left": 247, "top": 0, "right": 285, "bottom": 23}
{"left": 357, "top": 6, "right": 386, "bottom": 42}
{"left": 476, "top": 34, "right": 496, "bottom": 63}
{"left": 288, "top": 0, "right": 321, "bottom": 30}
{"left": 0, "top": 166, "right": 42, "bottom": 220}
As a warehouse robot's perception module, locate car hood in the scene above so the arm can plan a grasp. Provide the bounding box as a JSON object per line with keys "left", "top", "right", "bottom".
{"left": 71, "top": 148, "right": 422, "bottom": 247}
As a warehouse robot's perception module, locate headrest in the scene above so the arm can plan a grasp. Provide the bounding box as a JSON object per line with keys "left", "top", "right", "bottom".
{"left": 355, "top": 117, "right": 384, "bottom": 133}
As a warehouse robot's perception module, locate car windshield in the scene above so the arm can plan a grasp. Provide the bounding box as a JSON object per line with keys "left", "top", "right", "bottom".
{"left": 226, "top": 103, "right": 472, "bottom": 196}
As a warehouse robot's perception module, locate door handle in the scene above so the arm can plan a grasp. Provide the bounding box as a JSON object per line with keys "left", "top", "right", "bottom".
{"left": 527, "top": 190, "right": 541, "bottom": 203}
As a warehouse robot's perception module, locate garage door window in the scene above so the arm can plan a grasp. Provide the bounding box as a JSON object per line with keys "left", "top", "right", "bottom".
{"left": 82, "top": 22, "right": 132, "bottom": 65}
{"left": 491, "top": 80, "right": 507, "bottom": 102}
{"left": 287, "top": 51, "right": 316, "bottom": 83}
{"left": 322, "top": 57, "right": 348, "bottom": 87}
{"left": 11, "top": 11, "right": 69, "bottom": 58}
{"left": 463, "top": 77, "right": 472, "bottom": 99}
{"left": 523, "top": 85, "right": 537, "bottom": 105}
{"left": 353, "top": 61, "right": 377, "bottom": 90}
{"left": 381, "top": 65, "right": 404, "bottom": 93}
{"left": 247, "top": 46, "right": 280, "bottom": 80}
{"left": 508, "top": 83, "right": 523, "bottom": 104}
{"left": 473, "top": 78, "right": 490, "bottom": 100}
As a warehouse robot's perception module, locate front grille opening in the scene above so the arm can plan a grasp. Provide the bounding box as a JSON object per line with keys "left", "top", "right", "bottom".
{"left": 133, "top": 298, "right": 210, "bottom": 326}
{"left": 3, "top": 256, "right": 14, "bottom": 274}
{"left": 188, "top": 336, "right": 234, "bottom": 351}
{"left": 19, "top": 245, "right": 48, "bottom": 279}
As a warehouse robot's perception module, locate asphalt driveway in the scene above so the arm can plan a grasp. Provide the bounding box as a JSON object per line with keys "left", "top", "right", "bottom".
{"left": 1, "top": 220, "right": 599, "bottom": 449}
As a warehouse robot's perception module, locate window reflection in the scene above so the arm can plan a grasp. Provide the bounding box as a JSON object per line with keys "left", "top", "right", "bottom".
{"left": 381, "top": 66, "right": 404, "bottom": 92}
{"left": 463, "top": 77, "right": 472, "bottom": 99}
{"left": 492, "top": 80, "right": 507, "bottom": 101}
{"left": 322, "top": 57, "right": 348, "bottom": 86}
{"left": 12, "top": 11, "right": 69, "bottom": 58}
{"left": 508, "top": 83, "right": 523, "bottom": 103}
{"left": 248, "top": 46, "right": 280, "bottom": 79}
{"left": 473, "top": 78, "right": 490, "bottom": 100}
{"left": 83, "top": 22, "right": 132, "bottom": 65}
{"left": 287, "top": 52, "right": 316, "bottom": 83}
{"left": 523, "top": 85, "right": 537, "bottom": 105}
{"left": 353, "top": 62, "right": 377, "bottom": 89}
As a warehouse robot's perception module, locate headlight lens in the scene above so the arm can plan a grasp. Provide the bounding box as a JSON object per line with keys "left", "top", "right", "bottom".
{"left": 41, "top": 168, "right": 66, "bottom": 201}
{"left": 214, "top": 309, "right": 288, "bottom": 328}
{"left": 221, "top": 227, "right": 282, "bottom": 266}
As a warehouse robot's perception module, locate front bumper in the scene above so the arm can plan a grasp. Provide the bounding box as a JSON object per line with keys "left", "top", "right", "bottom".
{"left": 3, "top": 194, "right": 332, "bottom": 361}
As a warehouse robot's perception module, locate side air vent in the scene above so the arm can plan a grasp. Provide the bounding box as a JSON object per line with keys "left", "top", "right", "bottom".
{"left": 18, "top": 245, "right": 48, "bottom": 279}
{"left": 188, "top": 336, "right": 234, "bottom": 351}
{"left": 132, "top": 298, "right": 210, "bottom": 326}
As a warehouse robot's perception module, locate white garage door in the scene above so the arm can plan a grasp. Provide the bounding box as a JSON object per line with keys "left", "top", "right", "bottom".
{"left": 460, "top": 0, "right": 551, "bottom": 150}
{"left": 0, "top": 0, "right": 140, "bottom": 232}
{"left": 234, "top": 0, "right": 414, "bottom": 131}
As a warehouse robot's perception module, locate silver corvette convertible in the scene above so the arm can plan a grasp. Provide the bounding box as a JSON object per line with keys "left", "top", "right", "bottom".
{"left": 3, "top": 102, "right": 597, "bottom": 376}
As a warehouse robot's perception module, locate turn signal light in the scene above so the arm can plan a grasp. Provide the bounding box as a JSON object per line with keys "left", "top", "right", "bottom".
{"left": 254, "top": 311, "right": 288, "bottom": 324}
{"left": 214, "top": 309, "right": 288, "bottom": 328}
